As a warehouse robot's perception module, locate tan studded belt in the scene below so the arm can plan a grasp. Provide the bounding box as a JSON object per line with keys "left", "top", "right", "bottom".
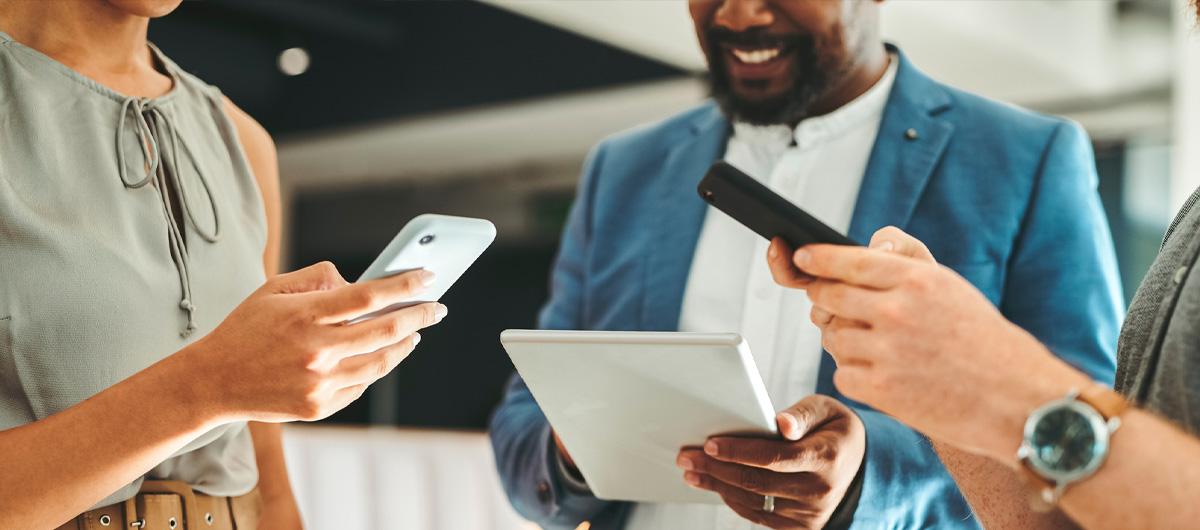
{"left": 56, "top": 480, "right": 261, "bottom": 530}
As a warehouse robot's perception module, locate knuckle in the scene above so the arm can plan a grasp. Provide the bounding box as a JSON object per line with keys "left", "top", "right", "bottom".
{"left": 404, "top": 272, "right": 426, "bottom": 294}
{"left": 738, "top": 467, "right": 765, "bottom": 493}
{"left": 378, "top": 319, "right": 403, "bottom": 341}
{"left": 905, "top": 267, "right": 934, "bottom": 292}
{"left": 352, "top": 289, "right": 378, "bottom": 312}
{"left": 877, "top": 299, "right": 904, "bottom": 323}
{"left": 297, "top": 390, "right": 324, "bottom": 420}
{"left": 422, "top": 304, "right": 439, "bottom": 327}
{"left": 815, "top": 441, "right": 839, "bottom": 463}
{"left": 821, "top": 327, "right": 840, "bottom": 353}
{"left": 299, "top": 346, "right": 325, "bottom": 371}
{"left": 372, "top": 356, "right": 391, "bottom": 379}
{"left": 314, "top": 261, "right": 339, "bottom": 280}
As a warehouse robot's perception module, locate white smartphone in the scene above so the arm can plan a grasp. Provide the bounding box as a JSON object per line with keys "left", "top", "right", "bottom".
{"left": 353, "top": 214, "right": 496, "bottom": 321}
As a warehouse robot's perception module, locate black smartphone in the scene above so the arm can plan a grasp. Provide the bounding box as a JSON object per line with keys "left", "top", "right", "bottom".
{"left": 697, "top": 161, "right": 860, "bottom": 248}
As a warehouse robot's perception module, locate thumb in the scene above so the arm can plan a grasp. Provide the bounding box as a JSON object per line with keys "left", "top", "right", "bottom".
{"left": 869, "top": 226, "right": 936, "bottom": 264}
{"left": 270, "top": 261, "right": 349, "bottom": 294}
{"left": 777, "top": 395, "right": 838, "bottom": 441}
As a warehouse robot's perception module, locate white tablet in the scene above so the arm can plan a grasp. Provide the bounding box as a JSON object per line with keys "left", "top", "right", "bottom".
{"left": 500, "top": 330, "right": 778, "bottom": 504}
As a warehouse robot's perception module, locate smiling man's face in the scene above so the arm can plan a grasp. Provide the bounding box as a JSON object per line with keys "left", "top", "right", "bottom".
{"left": 689, "top": 0, "right": 879, "bottom": 126}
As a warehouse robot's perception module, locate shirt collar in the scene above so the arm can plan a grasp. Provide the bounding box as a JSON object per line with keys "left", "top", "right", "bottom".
{"left": 732, "top": 52, "right": 899, "bottom": 150}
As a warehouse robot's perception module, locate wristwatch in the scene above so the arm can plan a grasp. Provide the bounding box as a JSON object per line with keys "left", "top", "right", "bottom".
{"left": 1016, "top": 384, "right": 1128, "bottom": 510}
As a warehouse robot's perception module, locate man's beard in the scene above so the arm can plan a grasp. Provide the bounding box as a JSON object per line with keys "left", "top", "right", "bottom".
{"left": 706, "top": 26, "right": 831, "bottom": 126}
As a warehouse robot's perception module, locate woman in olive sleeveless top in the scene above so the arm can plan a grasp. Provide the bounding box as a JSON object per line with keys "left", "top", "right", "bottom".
{"left": 0, "top": 2, "right": 448, "bottom": 528}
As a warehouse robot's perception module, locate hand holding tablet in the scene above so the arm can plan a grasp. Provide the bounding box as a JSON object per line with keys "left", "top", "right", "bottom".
{"left": 501, "top": 330, "right": 778, "bottom": 504}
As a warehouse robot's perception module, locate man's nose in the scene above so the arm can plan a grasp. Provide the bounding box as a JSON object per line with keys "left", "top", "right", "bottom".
{"left": 713, "top": 0, "right": 774, "bottom": 32}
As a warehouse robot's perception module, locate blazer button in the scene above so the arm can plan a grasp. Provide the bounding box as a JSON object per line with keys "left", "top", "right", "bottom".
{"left": 537, "top": 480, "right": 553, "bottom": 504}
{"left": 1174, "top": 266, "right": 1190, "bottom": 285}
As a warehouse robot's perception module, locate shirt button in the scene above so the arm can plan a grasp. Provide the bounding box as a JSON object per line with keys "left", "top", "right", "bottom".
{"left": 537, "top": 480, "right": 552, "bottom": 504}
{"left": 1175, "top": 266, "right": 1190, "bottom": 285}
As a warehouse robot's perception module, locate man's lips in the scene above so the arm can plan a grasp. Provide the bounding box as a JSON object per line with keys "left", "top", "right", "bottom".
{"left": 722, "top": 44, "right": 793, "bottom": 80}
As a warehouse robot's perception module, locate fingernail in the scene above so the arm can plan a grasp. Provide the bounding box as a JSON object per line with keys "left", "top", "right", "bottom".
{"left": 778, "top": 412, "right": 801, "bottom": 440}
{"left": 684, "top": 471, "right": 702, "bottom": 486}
{"left": 419, "top": 270, "right": 437, "bottom": 286}
{"left": 768, "top": 244, "right": 778, "bottom": 259}
{"left": 872, "top": 240, "right": 895, "bottom": 252}
{"left": 704, "top": 440, "right": 719, "bottom": 457}
{"left": 435, "top": 304, "right": 448, "bottom": 321}
{"left": 794, "top": 248, "right": 812, "bottom": 267}
{"left": 676, "top": 455, "right": 694, "bottom": 470}
{"left": 413, "top": 332, "right": 422, "bottom": 346}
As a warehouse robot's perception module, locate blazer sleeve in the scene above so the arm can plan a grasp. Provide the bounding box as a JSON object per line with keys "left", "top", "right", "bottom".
{"left": 846, "top": 121, "right": 1123, "bottom": 529}
{"left": 999, "top": 120, "right": 1123, "bottom": 384}
{"left": 488, "top": 143, "right": 627, "bottom": 528}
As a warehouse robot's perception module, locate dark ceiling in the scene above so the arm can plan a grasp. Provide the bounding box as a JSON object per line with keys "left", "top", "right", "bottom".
{"left": 149, "top": 0, "right": 688, "bottom": 138}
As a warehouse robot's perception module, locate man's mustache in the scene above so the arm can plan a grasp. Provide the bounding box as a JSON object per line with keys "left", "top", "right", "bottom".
{"left": 705, "top": 26, "right": 809, "bottom": 50}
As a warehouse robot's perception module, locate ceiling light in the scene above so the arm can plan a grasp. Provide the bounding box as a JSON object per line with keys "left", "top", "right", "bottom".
{"left": 278, "top": 47, "right": 311, "bottom": 76}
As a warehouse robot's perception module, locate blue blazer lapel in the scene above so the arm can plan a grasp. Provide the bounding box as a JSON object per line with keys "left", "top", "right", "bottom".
{"left": 819, "top": 47, "right": 956, "bottom": 397}
{"left": 846, "top": 46, "right": 955, "bottom": 243}
{"left": 641, "top": 104, "right": 729, "bottom": 331}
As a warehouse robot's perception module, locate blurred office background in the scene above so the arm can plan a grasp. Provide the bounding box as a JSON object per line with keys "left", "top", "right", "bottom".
{"left": 146, "top": 0, "right": 1195, "bottom": 528}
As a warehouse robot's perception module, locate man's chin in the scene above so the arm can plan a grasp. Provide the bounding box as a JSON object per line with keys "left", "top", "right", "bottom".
{"left": 718, "top": 96, "right": 794, "bottom": 126}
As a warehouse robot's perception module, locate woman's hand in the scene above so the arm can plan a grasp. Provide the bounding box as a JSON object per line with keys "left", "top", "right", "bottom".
{"left": 185, "top": 261, "right": 447, "bottom": 424}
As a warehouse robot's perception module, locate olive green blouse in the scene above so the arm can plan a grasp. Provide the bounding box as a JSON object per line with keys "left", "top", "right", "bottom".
{"left": 0, "top": 31, "right": 266, "bottom": 507}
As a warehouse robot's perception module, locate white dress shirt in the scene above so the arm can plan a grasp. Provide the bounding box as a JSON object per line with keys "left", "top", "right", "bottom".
{"left": 626, "top": 56, "right": 898, "bottom": 530}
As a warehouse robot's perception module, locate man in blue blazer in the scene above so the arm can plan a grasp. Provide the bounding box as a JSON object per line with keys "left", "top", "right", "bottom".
{"left": 491, "top": 1, "right": 1122, "bottom": 528}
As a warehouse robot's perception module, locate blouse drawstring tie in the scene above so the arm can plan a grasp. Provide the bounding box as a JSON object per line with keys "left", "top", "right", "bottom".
{"left": 117, "top": 97, "right": 221, "bottom": 337}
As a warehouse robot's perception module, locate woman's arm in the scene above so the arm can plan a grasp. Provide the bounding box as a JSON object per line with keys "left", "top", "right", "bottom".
{"left": 0, "top": 261, "right": 445, "bottom": 528}
{"left": 250, "top": 423, "right": 304, "bottom": 528}
{"left": 224, "top": 96, "right": 304, "bottom": 528}
{"left": 0, "top": 350, "right": 227, "bottom": 527}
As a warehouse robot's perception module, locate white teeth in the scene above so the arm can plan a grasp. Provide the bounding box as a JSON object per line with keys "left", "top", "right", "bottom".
{"left": 731, "top": 48, "right": 781, "bottom": 64}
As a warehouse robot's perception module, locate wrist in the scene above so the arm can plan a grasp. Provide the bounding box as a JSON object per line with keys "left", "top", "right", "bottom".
{"left": 985, "top": 337, "right": 1091, "bottom": 464}
{"left": 158, "top": 339, "right": 238, "bottom": 429}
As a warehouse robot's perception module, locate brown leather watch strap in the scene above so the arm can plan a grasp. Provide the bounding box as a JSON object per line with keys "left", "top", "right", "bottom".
{"left": 1016, "top": 383, "right": 1129, "bottom": 510}
{"left": 1077, "top": 384, "right": 1129, "bottom": 422}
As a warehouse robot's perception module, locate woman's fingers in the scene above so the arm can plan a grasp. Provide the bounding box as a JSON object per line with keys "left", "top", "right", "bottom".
{"left": 332, "top": 302, "right": 446, "bottom": 355}
{"left": 334, "top": 333, "right": 421, "bottom": 386}
{"left": 269, "top": 261, "right": 350, "bottom": 294}
{"left": 313, "top": 269, "right": 436, "bottom": 323}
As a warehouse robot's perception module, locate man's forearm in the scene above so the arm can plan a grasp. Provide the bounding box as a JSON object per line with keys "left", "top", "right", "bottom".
{"left": 1054, "top": 410, "right": 1200, "bottom": 530}
{"left": 932, "top": 442, "right": 1076, "bottom": 530}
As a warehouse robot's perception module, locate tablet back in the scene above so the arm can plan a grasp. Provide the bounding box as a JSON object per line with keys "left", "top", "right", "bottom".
{"left": 500, "top": 330, "right": 778, "bottom": 504}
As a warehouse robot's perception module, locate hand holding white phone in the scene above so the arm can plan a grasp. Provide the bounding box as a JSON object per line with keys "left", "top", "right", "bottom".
{"left": 353, "top": 214, "right": 496, "bottom": 322}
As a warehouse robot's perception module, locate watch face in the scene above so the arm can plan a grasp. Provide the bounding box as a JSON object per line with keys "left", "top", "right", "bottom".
{"left": 1031, "top": 407, "right": 1098, "bottom": 473}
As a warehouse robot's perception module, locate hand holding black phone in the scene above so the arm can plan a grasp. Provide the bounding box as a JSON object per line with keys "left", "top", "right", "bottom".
{"left": 697, "top": 161, "right": 860, "bottom": 249}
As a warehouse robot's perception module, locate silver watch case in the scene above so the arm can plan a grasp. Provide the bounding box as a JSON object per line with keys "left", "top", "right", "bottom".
{"left": 1017, "top": 390, "right": 1121, "bottom": 504}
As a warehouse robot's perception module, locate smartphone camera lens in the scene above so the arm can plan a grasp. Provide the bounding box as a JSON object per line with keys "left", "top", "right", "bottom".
{"left": 419, "top": 234, "right": 435, "bottom": 245}
{"left": 701, "top": 190, "right": 715, "bottom": 204}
